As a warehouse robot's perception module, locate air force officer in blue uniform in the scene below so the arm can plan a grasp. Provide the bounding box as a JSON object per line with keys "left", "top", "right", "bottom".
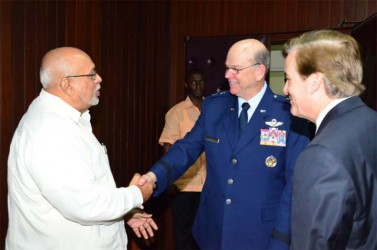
{"left": 140, "top": 39, "right": 309, "bottom": 249}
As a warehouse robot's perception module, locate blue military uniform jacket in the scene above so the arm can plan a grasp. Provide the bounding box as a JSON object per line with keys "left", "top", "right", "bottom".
{"left": 151, "top": 87, "right": 309, "bottom": 249}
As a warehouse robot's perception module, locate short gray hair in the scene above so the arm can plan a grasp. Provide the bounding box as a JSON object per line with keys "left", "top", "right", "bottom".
{"left": 40, "top": 66, "right": 52, "bottom": 88}
{"left": 39, "top": 55, "right": 70, "bottom": 89}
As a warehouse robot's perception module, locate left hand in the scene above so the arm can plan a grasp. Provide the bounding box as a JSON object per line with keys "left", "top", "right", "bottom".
{"left": 126, "top": 208, "right": 158, "bottom": 239}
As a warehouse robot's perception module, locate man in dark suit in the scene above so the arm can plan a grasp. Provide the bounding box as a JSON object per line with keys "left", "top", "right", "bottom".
{"left": 283, "top": 30, "right": 377, "bottom": 249}
{"left": 139, "top": 39, "right": 309, "bottom": 249}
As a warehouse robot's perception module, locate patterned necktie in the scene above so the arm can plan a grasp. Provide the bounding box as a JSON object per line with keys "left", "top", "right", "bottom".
{"left": 239, "top": 102, "right": 250, "bottom": 136}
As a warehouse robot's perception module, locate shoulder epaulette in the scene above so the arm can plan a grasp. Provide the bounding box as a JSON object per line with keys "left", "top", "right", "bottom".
{"left": 272, "top": 93, "right": 290, "bottom": 103}
{"left": 206, "top": 90, "right": 231, "bottom": 99}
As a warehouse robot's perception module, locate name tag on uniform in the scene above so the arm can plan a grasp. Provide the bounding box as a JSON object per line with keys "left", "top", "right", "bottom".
{"left": 260, "top": 128, "right": 286, "bottom": 147}
{"left": 205, "top": 136, "right": 220, "bottom": 143}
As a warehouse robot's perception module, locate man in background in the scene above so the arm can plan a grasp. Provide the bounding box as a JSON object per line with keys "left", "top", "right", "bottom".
{"left": 6, "top": 47, "right": 157, "bottom": 250}
{"left": 283, "top": 29, "right": 377, "bottom": 249}
{"left": 159, "top": 69, "right": 206, "bottom": 249}
{"left": 140, "top": 39, "right": 310, "bottom": 249}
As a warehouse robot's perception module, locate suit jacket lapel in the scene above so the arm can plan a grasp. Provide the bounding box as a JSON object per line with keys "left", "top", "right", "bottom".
{"left": 316, "top": 97, "right": 364, "bottom": 135}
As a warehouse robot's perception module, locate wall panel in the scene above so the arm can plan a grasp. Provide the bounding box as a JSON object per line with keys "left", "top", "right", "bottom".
{"left": 167, "top": 0, "right": 376, "bottom": 108}
{"left": 0, "top": 0, "right": 12, "bottom": 244}
{"left": 0, "top": 0, "right": 375, "bottom": 249}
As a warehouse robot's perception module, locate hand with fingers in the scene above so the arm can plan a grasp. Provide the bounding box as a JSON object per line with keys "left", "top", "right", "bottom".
{"left": 126, "top": 208, "right": 158, "bottom": 239}
{"left": 129, "top": 173, "right": 156, "bottom": 202}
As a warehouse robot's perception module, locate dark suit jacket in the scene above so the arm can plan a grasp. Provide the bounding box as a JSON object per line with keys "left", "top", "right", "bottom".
{"left": 291, "top": 97, "right": 377, "bottom": 249}
{"left": 151, "top": 87, "right": 309, "bottom": 249}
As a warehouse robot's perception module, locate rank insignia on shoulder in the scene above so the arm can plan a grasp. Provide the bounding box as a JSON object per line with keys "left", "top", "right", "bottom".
{"left": 211, "top": 91, "right": 227, "bottom": 96}
{"left": 265, "top": 119, "right": 283, "bottom": 127}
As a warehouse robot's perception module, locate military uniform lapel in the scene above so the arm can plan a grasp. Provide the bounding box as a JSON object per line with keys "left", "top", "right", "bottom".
{"left": 223, "top": 97, "right": 239, "bottom": 150}
{"left": 234, "top": 89, "right": 273, "bottom": 153}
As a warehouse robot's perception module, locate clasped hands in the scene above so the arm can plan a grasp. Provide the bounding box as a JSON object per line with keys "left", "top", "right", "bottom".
{"left": 129, "top": 172, "right": 156, "bottom": 202}
{"left": 127, "top": 173, "right": 158, "bottom": 239}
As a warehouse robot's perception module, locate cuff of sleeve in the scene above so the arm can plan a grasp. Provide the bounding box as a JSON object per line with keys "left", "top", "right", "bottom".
{"left": 270, "top": 229, "right": 290, "bottom": 249}
{"left": 127, "top": 185, "right": 143, "bottom": 208}
{"left": 158, "top": 138, "right": 175, "bottom": 146}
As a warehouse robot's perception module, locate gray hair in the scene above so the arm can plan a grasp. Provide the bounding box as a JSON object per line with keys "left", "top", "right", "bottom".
{"left": 40, "top": 66, "right": 52, "bottom": 88}
{"left": 254, "top": 47, "right": 270, "bottom": 73}
{"left": 39, "top": 55, "right": 71, "bottom": 89}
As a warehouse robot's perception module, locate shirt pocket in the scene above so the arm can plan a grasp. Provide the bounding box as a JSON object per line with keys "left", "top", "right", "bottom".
{"left": 91, "top": 143, "right": 110, "bottom": 183}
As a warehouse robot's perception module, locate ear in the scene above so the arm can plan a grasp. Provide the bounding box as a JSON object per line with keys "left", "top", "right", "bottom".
{"left": 60, "top": 77, "right": 74, "bottom": 96}
{"left": 308, "top": 73, "right": 322, "bottom": 94}
{"left": 255, "top": 64, "right": 266, "bottom": 82}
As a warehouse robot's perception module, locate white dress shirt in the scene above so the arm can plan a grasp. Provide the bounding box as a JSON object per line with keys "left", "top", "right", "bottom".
{"left": 6, "top": 89, "right": 142, "bottom": 250}
{"left": 316, "top": 97, "right": 350, "bottom": 133}
{"left": 238, "top": 82, "right": 267, "bottom": 122}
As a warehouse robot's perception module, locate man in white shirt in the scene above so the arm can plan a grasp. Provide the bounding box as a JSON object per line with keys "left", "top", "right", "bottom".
{"left": 6, "top": 47, "right": 157, "bottom": 250}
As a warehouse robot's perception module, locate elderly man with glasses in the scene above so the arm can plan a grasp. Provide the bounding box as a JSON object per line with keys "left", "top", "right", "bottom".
{"left": 6, "top": 47, "right": 157, "bottom": 250}
{"left": 139, "top": 39, "right": 310, "bottom": 249}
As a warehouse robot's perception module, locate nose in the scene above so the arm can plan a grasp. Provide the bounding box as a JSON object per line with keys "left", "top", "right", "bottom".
{"left": 282, "top": 83, "right": 288, "bottom": 95}
{"left": 96, "top": 74, "right": 103, "bottom": 83}
{"left": 225, "top": 69, "right": 232, "bottom": 79}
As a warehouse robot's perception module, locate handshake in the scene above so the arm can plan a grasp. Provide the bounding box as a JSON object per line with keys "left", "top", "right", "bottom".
{"left": 129, "top": 172, "right": 157, "bottom": 202}
{"left": 126, "top": 172, "right": 158, "bottom": 240}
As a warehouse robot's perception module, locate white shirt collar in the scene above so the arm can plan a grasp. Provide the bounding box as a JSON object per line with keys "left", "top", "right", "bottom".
{"left": 316, "top": 96, "right": 350, "bottom": 132}
{"left": 238, "top": 82, "right": 267, "bottom": 121}
{"left": 40, "top": 89, "right": 91, "bottom": 127}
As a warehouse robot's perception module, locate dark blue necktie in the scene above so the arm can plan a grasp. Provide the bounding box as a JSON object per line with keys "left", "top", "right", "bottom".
{"left": 239, "top": 102, "right": 250, "bottom": 136}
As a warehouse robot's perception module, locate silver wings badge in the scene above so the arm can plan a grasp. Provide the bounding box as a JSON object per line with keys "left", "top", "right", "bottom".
{"left": 265, "top": 119, "right": 283, "bottom": 127}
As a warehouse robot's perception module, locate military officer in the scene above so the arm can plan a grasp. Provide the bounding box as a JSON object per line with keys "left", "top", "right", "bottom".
{"left": 139, "top": 39, "right": 310, "bottom": 249}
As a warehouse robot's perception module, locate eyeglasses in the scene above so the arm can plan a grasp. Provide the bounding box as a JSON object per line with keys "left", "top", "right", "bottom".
{"left": 66, "top": 73, "right": 97, "bottom": 81}
{"left": 225, "top": 63, "right": 260, "bottom": 75}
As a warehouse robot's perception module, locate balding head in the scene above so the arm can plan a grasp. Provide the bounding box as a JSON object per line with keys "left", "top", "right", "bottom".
{"left": 39, "top": 47, "right": 102, "bottom": 113}
{"left": 225, "top": 39, "right": 270, "bottom": 100}
{"left": 227, "top": 39, "right": 270, "bottom": 72}
{"left": 40, "top": 47, "right": 92, "bottom": 89}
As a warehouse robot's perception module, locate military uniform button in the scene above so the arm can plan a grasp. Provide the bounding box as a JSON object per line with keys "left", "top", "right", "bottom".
{"left": 226, "top": 199, "right": 232, "bottom": 205}
{"left": 227, "top": 179, "right": 233, "bottom": 184}
{"left": 231, "top": 158, "right": 237, "bottom": 164}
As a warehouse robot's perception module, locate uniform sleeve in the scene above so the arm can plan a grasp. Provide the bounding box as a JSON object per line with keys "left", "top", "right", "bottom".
{"left": 270, "top": 118, "right": 310, "bottom": 249}
{"left": 291, "top": 144, "right": 355, "bottom": 250}
{"left": 151, "top": 102, "right": 206, "bottom": 196}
